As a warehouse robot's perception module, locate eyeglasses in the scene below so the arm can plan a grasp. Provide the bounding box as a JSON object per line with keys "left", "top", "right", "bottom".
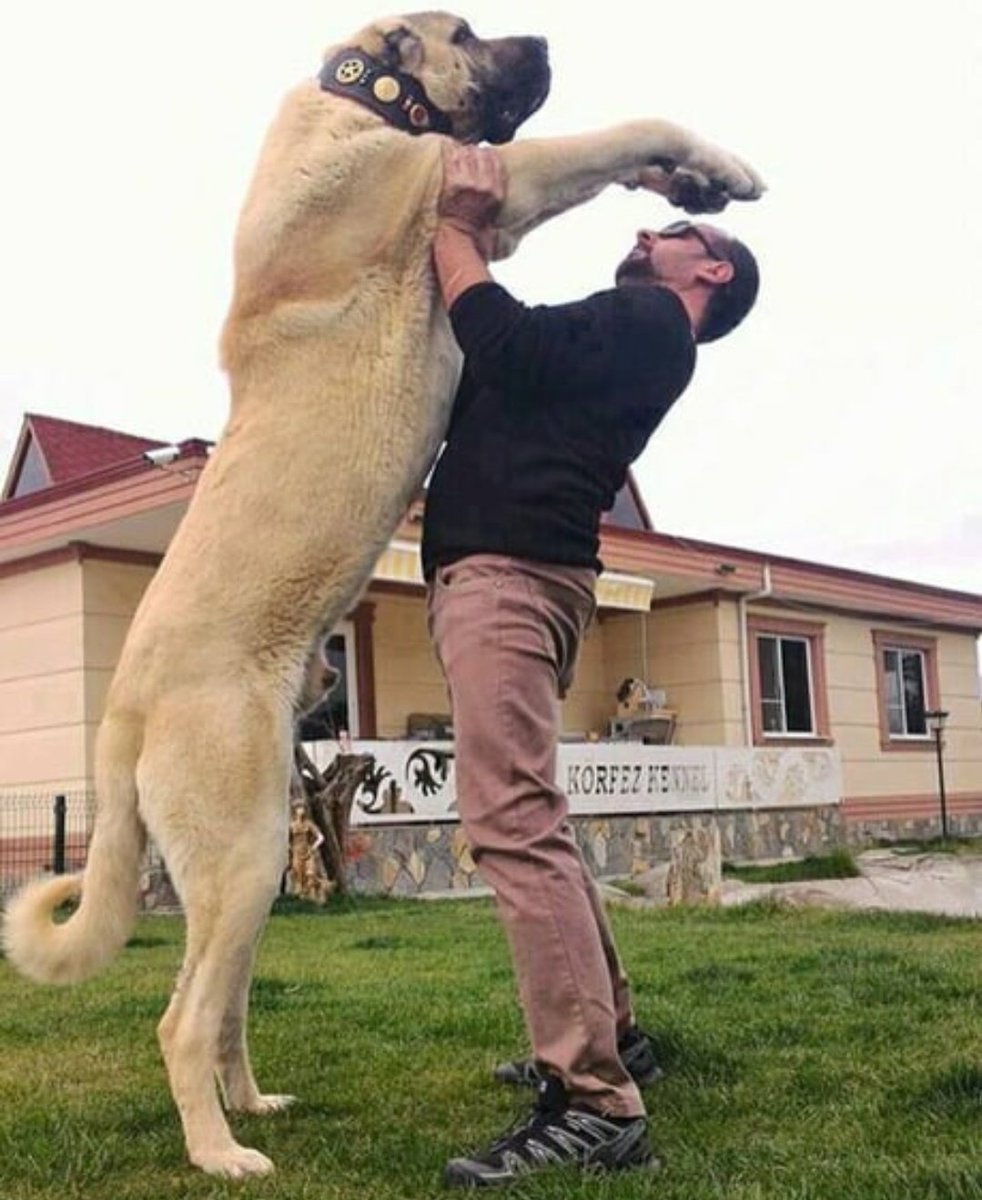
{"left": 657, "top": 220, "right": 730, "bottom": 263}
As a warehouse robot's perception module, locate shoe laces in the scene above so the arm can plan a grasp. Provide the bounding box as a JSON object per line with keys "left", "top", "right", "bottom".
{"left": 489, "top": 1074, "right": 568, "bottom": 1153}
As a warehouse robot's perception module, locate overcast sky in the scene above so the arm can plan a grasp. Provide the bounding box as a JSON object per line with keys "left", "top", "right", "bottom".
{"left": 2, "top": 0, "right": 980, "bottom": 595}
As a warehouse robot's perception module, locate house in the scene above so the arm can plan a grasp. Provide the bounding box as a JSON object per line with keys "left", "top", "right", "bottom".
{"left": 2, "top": 414, "right": 980, "bottom": 895}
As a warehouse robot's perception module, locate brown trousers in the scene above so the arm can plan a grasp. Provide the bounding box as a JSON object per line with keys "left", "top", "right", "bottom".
{"left": 427, "top": 553, "right": 644, "bottom": 1117}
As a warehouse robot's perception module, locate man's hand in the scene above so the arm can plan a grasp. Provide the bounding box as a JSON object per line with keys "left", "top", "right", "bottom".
{"left": 437, "top": 142, "right": 507, "bottom": 260}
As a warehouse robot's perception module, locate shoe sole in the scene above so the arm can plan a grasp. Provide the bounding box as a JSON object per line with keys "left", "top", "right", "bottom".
{"left": 444, "top": 1151, "right": 661, "bottom": 1189}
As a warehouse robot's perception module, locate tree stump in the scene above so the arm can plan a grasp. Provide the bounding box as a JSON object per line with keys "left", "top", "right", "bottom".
{"left": 666, "top": 822, "right": 722, "bottom": 906}
{"left": 289, "top": 745, "right": 375, "bottom": 900}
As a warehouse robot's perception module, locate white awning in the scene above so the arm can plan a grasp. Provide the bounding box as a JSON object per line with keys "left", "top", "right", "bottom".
{"left": 594, "top": 571, "right": 654, "bottom": 612}
{"left": 372, "top": 541, "right": 653, "bottom": 612}
{"left": 373, "top": 539, "right": 425, "bottom": 585}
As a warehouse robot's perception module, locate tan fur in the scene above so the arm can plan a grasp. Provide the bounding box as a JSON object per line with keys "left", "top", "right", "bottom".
{"left": 2, "top": 11, "right": 762, "bottom": 1178}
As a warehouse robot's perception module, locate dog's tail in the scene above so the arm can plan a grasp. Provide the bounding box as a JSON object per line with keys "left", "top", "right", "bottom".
{"left": 2, "top": 718, "right": 145, "bottom": 985}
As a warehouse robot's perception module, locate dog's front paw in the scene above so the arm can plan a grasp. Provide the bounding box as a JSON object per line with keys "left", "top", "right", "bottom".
{"left": 192, "top": 1143, "right": 275, "bottom": 1178}
{"left": 683, "top": 143, "right": 766, "bottom": 204}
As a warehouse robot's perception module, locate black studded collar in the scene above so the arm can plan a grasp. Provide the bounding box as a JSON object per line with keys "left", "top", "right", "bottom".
{"left": 318, "top": 48, "right": 452, "bottom": 136}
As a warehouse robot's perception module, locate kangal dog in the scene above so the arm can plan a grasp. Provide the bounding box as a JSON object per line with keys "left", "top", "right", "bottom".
{"left": 3, "top": 11, "right": 763, "bottom": 1177}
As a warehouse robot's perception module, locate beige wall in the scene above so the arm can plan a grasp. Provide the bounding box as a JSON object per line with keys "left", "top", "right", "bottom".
{"left": 3, "top": 561, "right": 980, "bottom": 809}
{"left": 0, "top": 557, "right": 156, "bottom": 796}
{"left": 0, "top": 560, "right": 87, "bottom": 793}
{"left": 370, "top": 593, "right": 448, "bottom": 739}
{"left": 483, "top": 598, "right": 748, "bottom": 744}
{"left": 369, "top": 591, "right": 982, "bottom": 797}
{"left": 369, "top": 592, "right": 631, "bottom": 741}
{"left": 811, "top": 610, "right": 982, "bottom": 799}
{"left": 559, "top": 616, "right": 609, "bottom": 736}
{"left": 722, "top": 601, "right": 982, "bottom": 801}
{"left": 639, "top": 600, "right": 740, "bottom": 745}
{"left": 80, "top": 558, "right": 156, "bottom": 781}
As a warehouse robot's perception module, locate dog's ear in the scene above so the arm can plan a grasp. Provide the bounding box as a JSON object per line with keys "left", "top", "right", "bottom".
{"left": 381, "top": 25, "right": 424, "bottom": 74}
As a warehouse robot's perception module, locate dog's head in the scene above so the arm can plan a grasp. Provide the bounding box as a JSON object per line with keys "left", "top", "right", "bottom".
{"left": 339, "top": 11, "right": 550, "bottom": 143}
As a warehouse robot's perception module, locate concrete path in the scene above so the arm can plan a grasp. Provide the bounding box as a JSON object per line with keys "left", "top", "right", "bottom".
{"left": 599, "top": 851, "right": 982, "bottom": 919}
{"left": 720, "top": 850, "right": 982, "bottom": 919}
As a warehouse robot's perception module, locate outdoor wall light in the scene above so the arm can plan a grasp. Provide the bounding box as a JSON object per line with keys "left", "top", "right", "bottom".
{"left": 142, "top": 445, "right": 182, "bottom": 467}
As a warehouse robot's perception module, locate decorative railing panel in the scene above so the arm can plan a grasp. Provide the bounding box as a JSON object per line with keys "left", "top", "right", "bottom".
{"left": 304, "top": 742, "right": 842, "bottom": 825}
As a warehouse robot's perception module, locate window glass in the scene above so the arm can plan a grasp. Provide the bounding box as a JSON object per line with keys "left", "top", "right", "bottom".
{"left": 781, "top": 639, "right": 813, "bottom": 733}
{"left": 758, "top": 636, "right": 779, "bottom": 700}
{"left": 901, "top": 649, "right": 927, "bottom": 735}
{"left": 756, "top": 633, "right": 814, "bottom": 736}
{"left": 883, "top": 649, "right": 904, "bottom": 733}
{"left": 298, "top": 634, "right": 350, "bottom": 741}
{"left": 757, "top": 637, "right": 784, "bottom": 732}
{"left": 882, "top": 646, "right": 927, "bottom": 736}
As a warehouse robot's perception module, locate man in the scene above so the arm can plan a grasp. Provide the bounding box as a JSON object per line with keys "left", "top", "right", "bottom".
{"left": 424, "top": 143, "right": 759, "bottom": 1188}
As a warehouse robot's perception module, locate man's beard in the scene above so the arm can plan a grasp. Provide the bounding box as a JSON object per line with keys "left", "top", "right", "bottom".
{"left": 614, "top": 251, "right": 658, "bottom": 287}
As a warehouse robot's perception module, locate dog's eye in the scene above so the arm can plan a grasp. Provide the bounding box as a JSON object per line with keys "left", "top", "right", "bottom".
{"left": 451, "top": 23, "right": 474, "bottom": 45}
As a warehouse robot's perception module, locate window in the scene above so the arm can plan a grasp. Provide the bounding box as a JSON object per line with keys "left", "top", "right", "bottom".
{"left": 298, "top": 622, "right": 360, "bottom": 741}
{"left": 748, "top": 616, "right": 830, "bottom": 745}
{"left": 757, "top": 635, "right": 814, "bottom": 734}
{"left": 872, "top": 631, "right": 938, "bottom": 749}
{"left": 883, "top": 647, "right": 927, "bottom": 736}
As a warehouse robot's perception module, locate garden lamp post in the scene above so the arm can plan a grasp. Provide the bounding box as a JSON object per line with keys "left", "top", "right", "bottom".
{"left": 924, "top": 709, "right": 949, "bottom": 840}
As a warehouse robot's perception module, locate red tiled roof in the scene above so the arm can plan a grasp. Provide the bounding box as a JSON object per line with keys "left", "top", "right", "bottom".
{"left": 24, "top": 413, "right": 168, "bottom": 485}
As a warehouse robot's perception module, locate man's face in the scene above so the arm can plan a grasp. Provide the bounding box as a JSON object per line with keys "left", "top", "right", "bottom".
{"left": 615, "top": 222, "right": 730, "bottom": 289}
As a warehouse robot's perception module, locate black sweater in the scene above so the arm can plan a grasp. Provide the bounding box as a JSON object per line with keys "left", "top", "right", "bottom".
{"left": 421, "top": 280, "right": 696, "bottom": 579}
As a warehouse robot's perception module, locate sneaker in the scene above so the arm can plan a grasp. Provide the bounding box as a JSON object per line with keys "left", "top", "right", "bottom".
{"left": 492, "top": 1024, "right": 663, "bottom": 1089}
{"left": 444, "top": 1074, "right": 658, "bottom": 1189}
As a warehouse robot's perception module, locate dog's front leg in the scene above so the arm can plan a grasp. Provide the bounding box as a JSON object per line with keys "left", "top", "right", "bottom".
{"left": 492, "top": 119, "right": 764, "bottom": 258}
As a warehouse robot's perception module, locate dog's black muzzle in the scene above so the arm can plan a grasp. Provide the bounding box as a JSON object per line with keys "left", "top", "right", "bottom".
{"left": 479, "top": 36, "right": 551, "bottom": 144}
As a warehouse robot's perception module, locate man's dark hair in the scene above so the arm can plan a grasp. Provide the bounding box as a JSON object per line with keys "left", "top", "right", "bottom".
{"left": 697, "top": 236, "right": 759, "bottom": 344}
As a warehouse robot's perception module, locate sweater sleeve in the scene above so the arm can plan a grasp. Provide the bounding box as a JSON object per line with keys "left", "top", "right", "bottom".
{"left": 448, "top": 280, "right": 693, "bottom": 401}
{"left": 447, "top": 281, "right": 538, "bottom": 392}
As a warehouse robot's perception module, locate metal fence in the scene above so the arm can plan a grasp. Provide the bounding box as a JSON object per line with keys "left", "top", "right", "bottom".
{"left": 0, "top": 791, "right": 95, "bottom": 899}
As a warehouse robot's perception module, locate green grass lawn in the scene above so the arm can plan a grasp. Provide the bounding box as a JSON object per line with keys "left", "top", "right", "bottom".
{"left": 722, "top": 849, "right": 861, "bottom": 884}
{"left": 1, "top": 896, "right": 981, "bottom": 1200}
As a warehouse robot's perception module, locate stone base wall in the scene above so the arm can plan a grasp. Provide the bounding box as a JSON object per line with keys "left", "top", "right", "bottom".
{"left": 842, "top": 813, "right": 982, "bottom": 848}
{"left": 346, "top": 806, "right": 846, "bottom": 897}
{"left": 134, "top": 807, "right": 982, "bottom": 908}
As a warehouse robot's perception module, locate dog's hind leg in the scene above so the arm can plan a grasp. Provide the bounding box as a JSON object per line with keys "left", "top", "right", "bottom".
{"left": 160, "top": 836, "right": 287, "bottom": 1176}
{"left": 217, "top": 933, "right": 297, "bottom": 1115}
{"left": 144, "top": 700, "right": 292, "bottom": 1177}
